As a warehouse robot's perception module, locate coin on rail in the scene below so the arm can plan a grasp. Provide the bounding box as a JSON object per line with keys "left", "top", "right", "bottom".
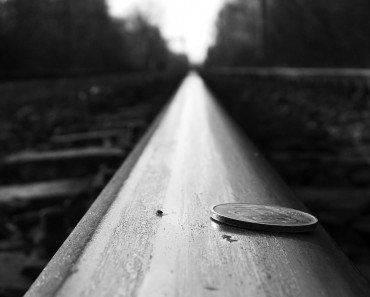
{"left": 211, "top": 203, "right": 318, "bottom": 232}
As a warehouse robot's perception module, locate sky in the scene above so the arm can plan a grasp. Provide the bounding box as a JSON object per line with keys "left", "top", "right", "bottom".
{"left": 107, "top": 0, "right": 226, "bottom": 63}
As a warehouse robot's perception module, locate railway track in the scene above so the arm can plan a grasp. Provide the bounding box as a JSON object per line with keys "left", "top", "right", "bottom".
{"left": 24, "top": 72, "right": 370, "bottom": 296}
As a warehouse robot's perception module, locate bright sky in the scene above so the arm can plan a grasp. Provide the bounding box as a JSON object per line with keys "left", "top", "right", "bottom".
{"left": 107, "top": 0, "right": 226, "bottom": 63}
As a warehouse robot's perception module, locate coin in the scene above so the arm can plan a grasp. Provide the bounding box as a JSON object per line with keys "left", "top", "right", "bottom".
{"left": 211, "top": 203, "right": 318, "bottom": 232}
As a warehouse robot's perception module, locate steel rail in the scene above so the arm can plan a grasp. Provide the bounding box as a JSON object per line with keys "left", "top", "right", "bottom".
{"left": 26, "top": 72, "right": 370, "bottom": 297}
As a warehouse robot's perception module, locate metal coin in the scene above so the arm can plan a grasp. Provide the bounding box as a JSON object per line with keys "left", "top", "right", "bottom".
{"left": 211, "top": 203, "right": 318, "bottom": 232}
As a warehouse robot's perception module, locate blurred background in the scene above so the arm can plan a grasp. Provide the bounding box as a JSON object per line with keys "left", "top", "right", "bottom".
{"left": 1, "top": 0, "right": 370, "bottom": 295}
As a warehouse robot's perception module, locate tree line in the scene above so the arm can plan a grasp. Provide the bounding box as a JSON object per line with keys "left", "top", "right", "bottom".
{"left": 206, "top": 0, "right": 370, "bottom": 68}
{"left": 0, "top": 0, "right": 187, "bottom": 77}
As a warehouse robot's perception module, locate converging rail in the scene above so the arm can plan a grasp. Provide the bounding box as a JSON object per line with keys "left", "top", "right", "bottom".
{"left": 26, "top": 73, "right": 370, "bottom": 296}
{"left": 208, "top": 67, "right": 370, "bottom": 80}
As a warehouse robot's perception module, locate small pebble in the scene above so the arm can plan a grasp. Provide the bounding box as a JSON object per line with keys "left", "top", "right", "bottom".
{"left": 222, "top": 235, "right": 238, "bottom": 243}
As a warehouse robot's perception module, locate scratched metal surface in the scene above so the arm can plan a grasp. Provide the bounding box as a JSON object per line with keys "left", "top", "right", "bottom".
{"left": 26, "top": 73, "right": 370, "bottom": 297}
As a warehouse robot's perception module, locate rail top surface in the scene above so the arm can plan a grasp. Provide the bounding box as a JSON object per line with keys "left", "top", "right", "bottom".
{"left": 26, "top": 72, "right": 370, "bottom": 297}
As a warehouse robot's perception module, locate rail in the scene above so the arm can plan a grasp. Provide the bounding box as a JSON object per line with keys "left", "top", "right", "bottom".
{"left": 26, "top": 72, "right": 370, "bottom": 296}
{"left": 203, "top": 67, "right": 370, "bottom": 86}
{"left": 205, "top": 66, "right": 370, "bottom": 77}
